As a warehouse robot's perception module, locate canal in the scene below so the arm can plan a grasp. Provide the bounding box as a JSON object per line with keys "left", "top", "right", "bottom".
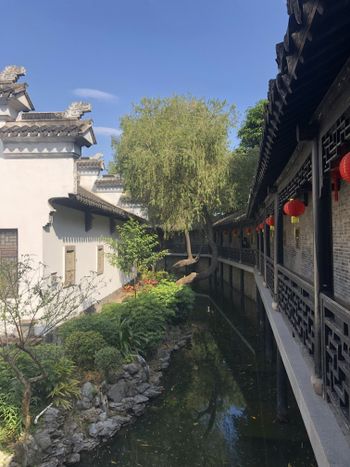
{"left": 79, "top": 284, "right": 316, "bottom": 466}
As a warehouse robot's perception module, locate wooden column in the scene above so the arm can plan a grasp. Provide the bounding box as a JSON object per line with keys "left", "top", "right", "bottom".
{"left": 240, "top": 269, "right": 244, "bottom": 296}
{"left": 257, "top": 231, "right": 262, "bottom": 274}
{"left": 311, "top": 137, "right": 333, "bottom": 379}
{"left": 263, "top": 223, "right": 268, "bottom": 283}
{"left": 229, "top": 264, "right": 233, "bottom": 289}
{"left": 273, "top": 193, "right": 282, "bottom": 305}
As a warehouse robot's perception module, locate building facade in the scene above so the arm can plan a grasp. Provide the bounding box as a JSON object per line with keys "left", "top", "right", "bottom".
{"left": 0, "top": 66, "right": 141, "bottom": 307}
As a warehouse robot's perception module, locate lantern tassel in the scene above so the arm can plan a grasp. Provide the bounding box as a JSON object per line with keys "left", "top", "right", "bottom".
{"left": 291, "top": 216, "right": 299, "bottom": 224}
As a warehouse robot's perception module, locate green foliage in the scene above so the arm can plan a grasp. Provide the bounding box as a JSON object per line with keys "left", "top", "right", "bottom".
{"left": 64, "top": 331, "right": 106, "bottom": 369}
{"left": 0, "top": 393, "right": 22, "bottom": 445}
{"left": 146, "top": 280, "right": 195, "bottom": 324}
{"left": 95, "top": 346, "right": 123, "bottom": 382}
{"left": 237, "top": 99, "right": 267, "bottom": 150}
{"left": 61, "top": 280, "right": 195, "bottom": 359}
{"left": 105, "top": 219, "right": 167, "bottom": 277}
{"left": 112, "top": 96, "right": 237, "bottom": 233}
{"left": 48, "top": 379, "right": 80, "bottom": 410}
{"left": 228, "top": 147, "right": 259, "bottom": 212}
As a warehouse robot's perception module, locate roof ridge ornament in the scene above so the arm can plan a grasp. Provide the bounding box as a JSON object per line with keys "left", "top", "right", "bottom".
{"left": 65, "top": 102, "right": 92, "bottom": 119}
{"left": 0, "top": 65, "right": 26, "bottom": 84}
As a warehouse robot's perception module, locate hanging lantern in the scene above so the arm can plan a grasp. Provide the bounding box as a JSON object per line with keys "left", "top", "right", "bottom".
{"left": 331, "top": 166, "right": 340, "bottom": 202}
{"left": 232, "top": 228, "right": 239, "bottom": 237}
{"left": 245, "top": 227, "right": 252, "bottom": 236}
{"left": 283, "top": 198, "right": 305, "bottom": 224}
{"left": 255, "top": 226, "right": 260, "bottom": 233}
{"left": 259, "top": 222, "right": 264, "bottom": 230}
{"left": 339, "top": 152, "right": 350, "bottom": 182}
{"left": 266, "top": 215, "right": 275, "bottom": 231}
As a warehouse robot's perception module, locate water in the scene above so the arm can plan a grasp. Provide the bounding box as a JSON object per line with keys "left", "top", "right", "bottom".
{"left": 79, "top": 284, "right": 316, "bottom": 467}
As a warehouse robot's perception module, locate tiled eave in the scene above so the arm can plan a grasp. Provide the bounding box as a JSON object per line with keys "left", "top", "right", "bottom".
{"left": 248, "top": 0, "right": 350, "bottom": 215}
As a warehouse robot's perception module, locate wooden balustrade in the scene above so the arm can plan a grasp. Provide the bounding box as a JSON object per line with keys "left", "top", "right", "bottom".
{"left": 277, "top": 265, "right": 315, "bottom": 356}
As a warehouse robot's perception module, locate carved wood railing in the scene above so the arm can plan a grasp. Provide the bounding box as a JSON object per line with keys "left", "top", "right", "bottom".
{"left": 259, "top": 252, "right": 265, "bottom": 275}
{"left": 241, "top": 248, "right": 256, "bottom": 266}
{"left": 266, "top": 256, "right": 274, "bottom": 294}
{"left": 277, "top": 265, "right": 315, "bottom": 356}
{"left": 321, "top": 294, "right": 350, "bottom": 427}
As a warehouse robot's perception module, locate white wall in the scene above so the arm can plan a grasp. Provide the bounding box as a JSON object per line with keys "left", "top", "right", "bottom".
{"left": 0, "top": 153, "right": 76, "bottom": 262}
{"left": 43, "top": 204, "right": 128, "bottom": 306}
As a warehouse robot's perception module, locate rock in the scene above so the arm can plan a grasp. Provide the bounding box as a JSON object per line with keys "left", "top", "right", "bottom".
{"left": 108, "top": 379, "right": 129, "bottom": 402}
{"left": 99, "top": 412, "right": 108, "bottom": 422}
{"left": 66, "top": 452, "right": 80, "bottom": 464}
{"left": 93, "top": 395, "right": 101, "bottom": 407}
{"left": 133, "top": 403, "right": 146, "bottom": 416}
{"left": 88, "top": 418, "right": 121, "bottom": 438}
{"left": 161, "top": 361, "right": 170, "bottom": 370}
{"left": 79, "top": 408, "right": 102, "bottom": 423}
{"left": 81, "top": 382, "right": 96, "bottom": 401}
{"left": 71, "top": 432, "right": 85, "bottom": 453}
{"left": 44, "top": 407, "right": 64, "bottom": 433}
{"left": 137, "top": 382, "right": 151, "bottom": 393}
{"left": 76, "top": 397, "right": 92, "bottom": 410}
{"left": 123, "top": 363, "right": 140, "bottom": 375}
{"left": 134, "top": 394, "right": 149, "bottom": 404}
{"left": 144, "top": 386, "right": 163, "bottom": 398}
{"left": 34, "top": 429, "right": 52, "bottom": 451}
{"left": 38, "top": 459, "right": 59, "bottom": 467}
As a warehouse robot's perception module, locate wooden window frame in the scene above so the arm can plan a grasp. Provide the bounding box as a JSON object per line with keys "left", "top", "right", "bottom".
{"left": 97, "top": 245, "right": 104, "bottom": 275}
{"left": 64, "top": 246, "right": 76, "bottom": 287}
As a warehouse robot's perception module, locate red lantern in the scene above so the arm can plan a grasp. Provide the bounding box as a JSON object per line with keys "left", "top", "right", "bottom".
{"left": 283, "top": 198, "right": 305, "bottom": 224}
{"left": 232, "top": 229, "right": 239, "bottom": 237}
{"left": 255, "top": 226, "right": 259, "bottom": 233}
{"left": 339, "top": 152, "right": 350, "bottom": 182}
{"left": 259, "top": 222, "right": 264, "bottom": 231}
{"left": 223, "top": 230, "right": 228, "bottom": 235}
{"left": 245, "top": 227, "right": 252, "bottom": 236}
{"left": 266, "top": 215, "right": 275, "bottom": 231}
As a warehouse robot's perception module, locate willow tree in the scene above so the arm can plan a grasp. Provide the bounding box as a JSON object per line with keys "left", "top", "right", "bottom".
{"left": 112, "top": 96, "right": 237, "bottom": 282}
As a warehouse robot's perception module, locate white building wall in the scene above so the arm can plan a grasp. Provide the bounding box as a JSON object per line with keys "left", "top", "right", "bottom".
{"left": 0, "top": 154, "right": 76, "bottom": 262}
{"left": 43, "top": 205, "right": 128, "bottom": 306}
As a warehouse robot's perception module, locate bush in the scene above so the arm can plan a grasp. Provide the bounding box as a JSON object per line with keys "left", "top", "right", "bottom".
{"left": 0, "top": 393, "right": 22, "bottom": 446}
{"left": 64, "top": 331, "right": 106, "bottom": 369}
{"left": 95, "top": 346, "right": 123, "bottom": 382}
{"left": 60, "top": 280, "right": 195, "bottom": 358}
{"left": 146, "top": 280, "right": 195, "bottom": 323}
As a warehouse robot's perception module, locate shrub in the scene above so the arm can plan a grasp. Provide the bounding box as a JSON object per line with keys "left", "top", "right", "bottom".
{"left": 0, "top": 393, "right": 22, "bottom": 446}
{"left": 95, "top": 346, "right": 123, "bottom": 382}
{"left": 64, "top": 331, "right": 106, "bottom": 369}
{"left": 146, "top": 280, "right": 195, "bottom": 323}
{"left": 59, "top": 280, "right": 195, "bottom": 358}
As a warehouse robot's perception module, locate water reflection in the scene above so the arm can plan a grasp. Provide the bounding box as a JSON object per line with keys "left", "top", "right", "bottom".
{"left": 78, "top": 285, "right": 316, "bottom": 467}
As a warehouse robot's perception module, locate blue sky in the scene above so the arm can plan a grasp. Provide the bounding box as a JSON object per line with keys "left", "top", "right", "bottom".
{"left": 2, "top": 0, "right": 286, "bottom": 165}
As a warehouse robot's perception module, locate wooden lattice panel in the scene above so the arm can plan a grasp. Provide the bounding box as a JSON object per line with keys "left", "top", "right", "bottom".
{"left": 322, "top": 295, "right": 350, "bottom": 425}
{"left": 322, "top": 111, "right": 350, "bottom": 173}
{"left": 277, "top": 266, "right": 315, "bottom": 355}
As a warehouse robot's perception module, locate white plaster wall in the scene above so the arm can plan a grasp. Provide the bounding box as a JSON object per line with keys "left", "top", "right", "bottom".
{"left": 43, "top": 205, "right": 128, "bottom": 306}
{"left": 0, "top": 154, "right": 76, "bottom": 262}
{"left": 78, "top": 173, "right": 99, "bottom": 191}
{"left": 94, "top": 190, "right": 123, "bottom": 206}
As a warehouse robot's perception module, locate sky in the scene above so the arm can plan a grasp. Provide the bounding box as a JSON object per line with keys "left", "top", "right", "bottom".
{"left": 1, "top": 0, "right": 287, "bottom": 166}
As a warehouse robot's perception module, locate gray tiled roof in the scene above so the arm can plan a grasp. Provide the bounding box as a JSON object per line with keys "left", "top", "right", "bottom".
{"left": 77, "top": 157, "right": 104, "bottom": 171}
{"left": 49, "top": 186, "right": 144, "bottom": 222}
{"left": 0, "top": 120, "right": 94, "bottom": 140}
{"left": 94, "top": 174, "right": 123, "bottom": 187}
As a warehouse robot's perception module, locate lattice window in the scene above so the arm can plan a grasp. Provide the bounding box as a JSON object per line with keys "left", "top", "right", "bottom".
{"left": 279, "top": 157, "right": 312, "bottom": 208}
{"left": 64, "top": 246, "right": 76, "bottom": 286}
{"left": 322, "top": 110, "right": 350, "bottom": 173}
{"left": 97, "top": 245, "right": 104, "bottom": 275}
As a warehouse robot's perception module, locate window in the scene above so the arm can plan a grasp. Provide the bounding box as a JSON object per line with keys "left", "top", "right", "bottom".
{"left": 97, "top": 245, "right": 104, "bottom": 275}
{"left": 0, "top": 229, "right": 18, "bottom": 297}
{"left": 64, "top": 246, "right": 76, "bottom": 286}
{"left": 0, "top": 229, "right": 18, "bottom": 263}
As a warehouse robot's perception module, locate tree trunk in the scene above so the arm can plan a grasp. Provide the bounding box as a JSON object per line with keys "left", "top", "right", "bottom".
{"left": 176, "top": 210, "right": 218, "bottom": 285}
{"left": 172, "top": 230, "right": 199, "bottom": 269}
{"left": 22, "top": 382, "right": 32, "bottom": 434}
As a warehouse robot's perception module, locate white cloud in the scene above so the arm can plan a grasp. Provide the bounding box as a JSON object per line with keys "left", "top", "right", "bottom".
{"left": 94, "top": 126, "right": 122, "bottom": 138}
{"left": 73, "top": 88, "right": 118, "bottom": 102}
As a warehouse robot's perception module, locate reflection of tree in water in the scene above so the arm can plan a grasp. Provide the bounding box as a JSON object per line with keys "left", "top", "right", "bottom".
{"left": 79, "top": 297, "right": 316, "bottom": 467}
